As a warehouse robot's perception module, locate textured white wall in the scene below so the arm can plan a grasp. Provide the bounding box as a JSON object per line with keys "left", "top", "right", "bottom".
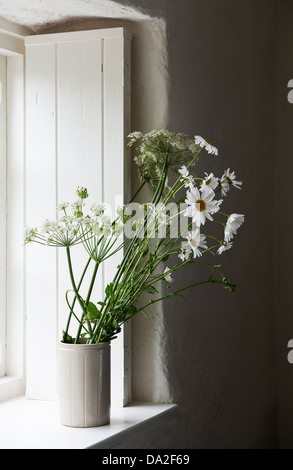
{"left": 0, "top": 0, "right": 146, "bottom": 29}
{"left": 0, "top": 0, "right": 172, "bottom": 404}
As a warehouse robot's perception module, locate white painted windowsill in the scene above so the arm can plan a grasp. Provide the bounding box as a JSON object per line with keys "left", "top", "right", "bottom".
{"left": 0, "top": 397, "right": 176, "bottom": 449}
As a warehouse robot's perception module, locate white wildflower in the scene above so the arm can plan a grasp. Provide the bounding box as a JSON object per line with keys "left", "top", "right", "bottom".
{"left": 178, "top": 165, "right": 194, "bottom": 188}
{"left": 24, "top": 227, "right": 37, "bottom": 244}
{"left": 220, "top": 168, "right": 242, "bottom": 196}
{"left": 194, "top": 135, "right": 218, "bottom": 155}
{"left": 200, "top": 172, "right": 218, "bottom": 193}
{"left": 186, "top": 229, "right": 207, "bottom": 258}
{"left": 178, "top": 247, "right": 192, "bottom": 262}
{"left": 41, "top": 219, "right": 59, "bottom": 234}
{"left": 91, "top": 202, "right": 106, "bottom": 217}
{"left": 184, "top": 186, "right": 221, "bottom": 226}
{"left": 224, "top": 213, "right": 244, "bottom": 242}
{"left": 94, "top": 215, "right": 112, "bottom": 236}
{"left": 217, "top": 240, "right": 233, "bottom": 254}
{"left": 127, "top": 131, "right": 143, "bottom": 146}
{"left": 71, "top": 200, "right": 84, "bottom": 218}
{"left": 57, "top": 202, "right": 69, "bottom": 212}
{"left": 164, "top": 267, "right": 173, "bottom": 283}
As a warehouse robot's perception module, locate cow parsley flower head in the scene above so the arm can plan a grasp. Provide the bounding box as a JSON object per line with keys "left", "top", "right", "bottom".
{"left": 92, "top": 215, "right": 112, "bottom": 237}
{"left": 71, "top": 200, "right": 85, "bottom": 218}
{"left": 91, "top": 203, "right": 106, "bottom": 217}
{"left": 24, "top": 227, "right": 37, "bottom": 244}
{"left": 129, "top": 129, "right": 202, "bottom": 192}
{"left": 57, "top": 202, "right": 69, "bottom": 213}
{"left": 76, "top": 186, "right": 89, "bottom": 200}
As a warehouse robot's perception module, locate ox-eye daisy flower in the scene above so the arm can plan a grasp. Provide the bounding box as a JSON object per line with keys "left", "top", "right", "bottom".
{"left": 220, "top": 168, "right": 242, "bottom": 196}
{"left": 184, "top": 186, "right": 221, "bottom": 226}
{"left": 178, "top": 246, "right": 192, "bottom": 262}
{"left": 200, "top": 172, "right": 218, "bottom": 193}
{"left": 224, "top": 213, "right": 244, "bottom": 241}
{"left": 217, "top": 240, "right": 233, "bottom": 255}
{"left": 194, "top": 135, "right": 218, "bottom": 155}
{"left": 186, "top": 229, "right": 207, "bottom": 258}
{"left": 178, "top": 165, "right": 194, "bottom": 188}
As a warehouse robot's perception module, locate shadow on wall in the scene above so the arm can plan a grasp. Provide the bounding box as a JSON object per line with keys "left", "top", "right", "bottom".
{"left": 34, "top": 15, "right": 172, "bottom": 403}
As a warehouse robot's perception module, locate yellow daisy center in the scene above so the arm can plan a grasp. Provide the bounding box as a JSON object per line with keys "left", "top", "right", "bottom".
{"left": 205, "top": 178, "right": 211, "bottom": 186}
{"left": 196, "top": 199, "right": 206, "bottom": 212}
{"left": 204, "top": 138, "right": 213, "bottom": 145}
{"left": 189, "top": 238, "right": 197, "bottom": 247}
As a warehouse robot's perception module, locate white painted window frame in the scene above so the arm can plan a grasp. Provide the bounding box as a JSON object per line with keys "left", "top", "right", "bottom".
{"left": 0, "top": 21, "right": 26, "bottom": 402}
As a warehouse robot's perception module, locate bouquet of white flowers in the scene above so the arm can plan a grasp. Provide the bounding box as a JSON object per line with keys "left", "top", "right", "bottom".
{"left": 24, "top": 129, "right": 244, "bottom": 344}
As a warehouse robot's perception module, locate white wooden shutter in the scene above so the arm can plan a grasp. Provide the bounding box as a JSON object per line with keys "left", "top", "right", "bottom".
{"left": 25, "top": 28, "right": 131, "bottom": 405}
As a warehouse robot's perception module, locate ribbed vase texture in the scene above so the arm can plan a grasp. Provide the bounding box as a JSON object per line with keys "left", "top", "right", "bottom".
{"left": 58, "top": 341, "right": 110, "bottom": 427}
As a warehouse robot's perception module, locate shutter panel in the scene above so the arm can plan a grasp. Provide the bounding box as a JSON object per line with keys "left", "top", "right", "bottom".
{"left": 25, "top": 28, "right": 131, "bottom": 405}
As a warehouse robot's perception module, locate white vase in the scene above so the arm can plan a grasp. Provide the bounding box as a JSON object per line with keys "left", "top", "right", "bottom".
{"left": 58, "top": 341, "right": 110, "bottom": 427}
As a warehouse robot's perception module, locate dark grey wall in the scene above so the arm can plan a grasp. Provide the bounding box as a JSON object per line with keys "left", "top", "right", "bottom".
{"left": 166, "top": 0, "right": 278, "bottom": 449}
{"left": 115, "top": 0, "right": 279, "bottom": 448}
{"left": 274, "top": 0, "right": 293, "bottom": 450}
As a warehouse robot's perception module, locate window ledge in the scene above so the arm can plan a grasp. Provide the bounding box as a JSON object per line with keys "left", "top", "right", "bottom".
{"left": 0, "top": 377, "right": 25, "bottom": 403}
{"left": 0, "top": 396, "right": 177, "bottom": 449}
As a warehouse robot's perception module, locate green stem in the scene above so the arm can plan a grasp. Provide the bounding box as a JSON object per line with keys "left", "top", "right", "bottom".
{"left": 66, "top": 247, "right": 92, "bottom": 343}
{"left": 75, "top": 260, "right": 100, "bottom": 343}
{"left": 129, "top": 180, "right": 146, "bottom": 203}
{"left": 90, "top": 158, "right": 169, "bottom": 343}
{"left": 129, "top": 279, "right": 218, "bottom": 318}
{"left": 63, "top": 255, "right": 92, "bottom": 341}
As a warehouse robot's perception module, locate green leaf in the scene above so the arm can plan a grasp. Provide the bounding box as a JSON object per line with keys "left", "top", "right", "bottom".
{"left": 105, "top": 282, "right": 115, "bottom": 298}
{"left": 126, "top": 305, "right": 137, "bottom": 316}
{"left": 174, "top": 292, "right": 185, "bottom": 300}
{"left": 143, "top": 285, "right": 159, "bottom": 294}
{"left": 62, "top": 331, "right": 73, "bottom": 343}
{"left": 86, "top": 301, "right": 101, "bottom": 320}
